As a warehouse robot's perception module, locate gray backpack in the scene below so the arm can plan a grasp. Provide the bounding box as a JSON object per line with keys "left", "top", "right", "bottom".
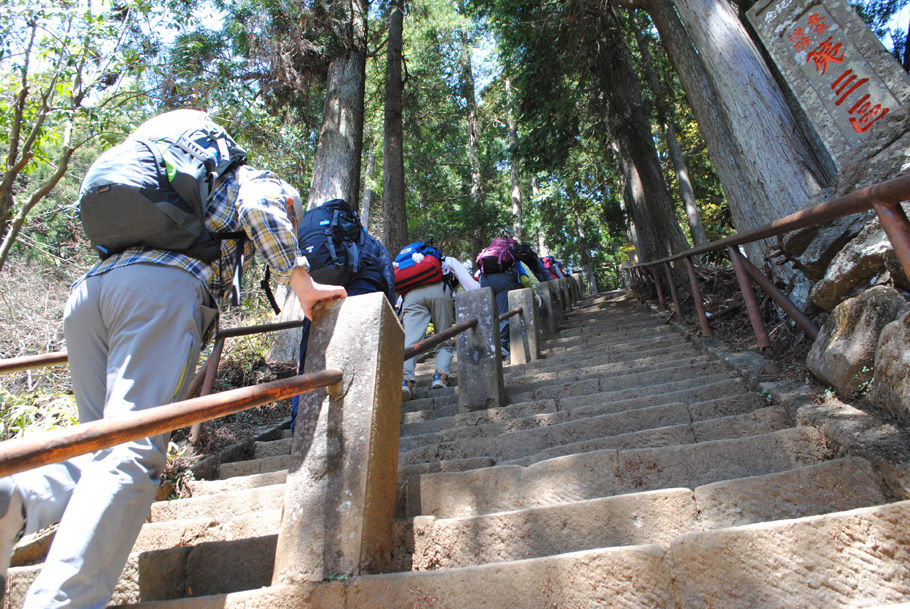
{"left": 78, "top": 110, "right": 247, "bottom": 262}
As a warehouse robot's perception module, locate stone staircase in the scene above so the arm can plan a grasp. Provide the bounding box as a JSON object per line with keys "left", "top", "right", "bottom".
{"left": 6, "top": 289, "right": 910, "bottom": 608}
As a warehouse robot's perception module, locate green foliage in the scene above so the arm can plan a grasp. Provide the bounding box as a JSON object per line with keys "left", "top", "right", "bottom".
{"left": 0, "top": 387, "right": 78, "bottom": 441}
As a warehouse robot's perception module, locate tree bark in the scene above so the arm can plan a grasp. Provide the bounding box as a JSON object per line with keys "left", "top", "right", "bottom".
{"left": 573, "top": 211, "right": 599, "bottom": 293}
{"left": 668, "top": 0, "right": 827, "bottom": 226}
{"left": 506, "top": 78, "right": 524, "bottom": 240}
{"left": 361, "top": 139, "right": 376, "bottom": 232}
{"left": 591, "top": 3, "right": 690, "bottom": 261}
{"left": 461, "top": 35, "right": 484, "bottom": 253}
{"left": 645, "top": 1, "right": 769, "bottom": 261}
{"left": 532, "top": 175, "right": 549, "bottom": 256}
{"left": 630, "top": 12, "right": 708, "bottom": 247}
{"left": 383, "top": 0, "right": 408, "bottom": 256}
{"left": 306, "top": 49, "right": 366, "bottom": 210}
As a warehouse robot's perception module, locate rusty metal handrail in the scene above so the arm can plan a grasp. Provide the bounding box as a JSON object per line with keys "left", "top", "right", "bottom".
{"left": 404, "top": 318, "right": 478, "bottom": 361}
{"left": 629, "top": 173, "right": 910, "bottom": 349}
{"left": 501, "top": 306, "right": 523, "bottom": 321}
{"left": 639, "top": 173, "right": 910, "bottom": 269}
{"left": 0, "top": 350, "right": 68, "bottom": 375}
{"left": 0, "top": 369, "right": 342, "bottom": 478}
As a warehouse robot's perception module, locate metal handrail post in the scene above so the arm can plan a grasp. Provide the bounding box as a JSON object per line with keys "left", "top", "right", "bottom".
{"left": 684, "top": 257, "right": 712, "bottom": 336}
{"left": 728, "top": 246, "right": 771, "bottom": 351}
{"left": 189, "top": 335, "right": 228, "bottom": 444}
{"left": 649, "top": 265, "right": 666, "bottom": 309}
{"left": 739, "top": 255, "right": 819, "bottom": 340}
{"left": 663, "top": 262, "right": 682, "bottom": 315}
{"left": 872, "top": 200, "right": 910, "bottom": 281}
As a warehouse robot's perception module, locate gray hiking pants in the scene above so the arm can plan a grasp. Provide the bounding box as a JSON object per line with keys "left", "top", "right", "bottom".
{"left": 11, "top": 263, "right": 216, "bottom": 609}
{"left": 401, "top": 281, "right": 454, "bottom": 382}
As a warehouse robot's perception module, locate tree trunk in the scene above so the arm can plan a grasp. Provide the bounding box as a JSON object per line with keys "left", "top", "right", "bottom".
{"left": 532, "top": 175, "right": 549, "bottom": 256}
{"left": 361, "top": 139, "right": 376, "bottom": 233}
{"left": 591, "top": 3, "right": 690, "bottom": 262}
{"left": 574, "top": 211, "right": 599, "bottom": 294}
{"left": 506, "top": 78, "right": 524, "bottom": 240}
{"left": 383, "top": 0, "right": 408, "bottom": 256}
{"left": 461, "top": 36, "right": 484, "bottom": 253}
{"left": 306, "top": 50, "right": 366, "bottom": 210}
{"left": 669, "top": 0, "right": 827, "bottom": 226}
{"left": 645, "top": 1, "right": 769, "bottom": 261}
{"left": 631, "top": 12, "right": 708, "bottom": 247}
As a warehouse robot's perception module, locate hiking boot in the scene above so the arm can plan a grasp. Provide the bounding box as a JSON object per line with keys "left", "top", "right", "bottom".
{"left": 0, "top": 479, "right": 25, "bottom": 604}
{"left": 431, "top": 371, "right": 448, "bottom": 389}
{"left": 402, "top": 379, "right": 413, "bottom": 401}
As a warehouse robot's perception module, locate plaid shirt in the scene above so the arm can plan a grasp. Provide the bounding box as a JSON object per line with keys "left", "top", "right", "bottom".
{"left": 79, "top": 166, "right": 300, "bottom": 308}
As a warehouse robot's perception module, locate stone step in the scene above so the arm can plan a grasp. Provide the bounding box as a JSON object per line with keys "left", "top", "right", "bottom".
{"left": 498, "top": 406, "right": 790, "bottom": 467}
{"left": 553, "top": 375, "right": 749, "bottom": 414}
{"left": 504, "top": 355, "right": 717, "bottom": 396}
{"left": 112, "top": 544, "right": 673, "bottom": 609}
{"left": 505, "top": 349, "right": 713, "bottom": 386}
{"left": 110, "top": 502, "right": 910, "bottom": 609}
{"left": 415, "top": 426, "right": 833, "bottom": 518}
{"left": 413, "top": 488, "right": 697, "bottom": 569}
{"left": 253, "top": 437, "right": 292, "bottom": 459}
{"left": 134, "top": 510, "right": 281, "bottom": 554}
{"left": 400, "top": 389, "right": 765, "bottom": 445}
{"left": 666, "top": 500, "right": 910, "bottom": 608}
{"left": 400, "top": 390, "right": 779, "bottom": 459}
{"left": 7, "top": 535, "right": 278, "bottom": 607}
{"left": 507, "top": 370, "right": 738, "bottom": 405}
{"left": 186, "top": 470, "right": 288, "bottom": 497}
{"left": 411, "top": 457, "right": 886, "bottom": 570}
{"left": 149, "top": 483, "right": 285, "bottom": 522}
{"left": 218, "top": 454, "right": 289, "bottom": 479}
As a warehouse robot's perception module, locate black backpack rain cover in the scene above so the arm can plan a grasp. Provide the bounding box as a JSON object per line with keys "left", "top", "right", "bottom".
{"left": 297, "top": 199, "right": 365, "bottom": 286}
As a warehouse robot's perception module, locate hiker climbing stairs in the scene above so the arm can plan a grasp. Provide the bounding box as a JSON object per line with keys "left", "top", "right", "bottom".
{"left": 4, "top": 290, "right": 909, "bottom": 608}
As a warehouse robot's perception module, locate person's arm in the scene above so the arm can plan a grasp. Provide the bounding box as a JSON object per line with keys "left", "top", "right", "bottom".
{"left": 235, "top": 171, "right": 346, "bottom": 316}
{"left": 442, "top": 257, "right": 480, "bottom": 290}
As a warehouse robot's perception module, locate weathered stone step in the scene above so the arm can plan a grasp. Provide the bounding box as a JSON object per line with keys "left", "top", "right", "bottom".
{"left": 413, "top": 488, "right": 696, "bottom": 569}
{"left": 505, "top": 349, "right": 712, "bottom": 386}
{"left": 253, "top": 437, "right": 292, "bottom": 459}
{"left": 415, "top": 426, "right": 832, "bottom": 518}
{"left": 400, "top": 384, "right": 766, "bottom": 455}
{"left": 504, "top": 356, "right": 718, "bottom": 399}
{"left": 400, "top": 387, "right": 765, "bottom": 442}
{"left": 111, "top": 544, "right": 673, "bottom": 609}
{"left": 134, "top": 510, "right": 281, "bottom": 554}
{"left": 551, "top": 375, "right": 749, "bottom": 413}
{"left": 541, "top": 329, "right": 686, "bottom": 355}
{"left": 411, "top": 457, "right": 886, "bottom": 570}
{"left": 149, "top": 483, "right": 285, "bottom": 522}
{"left": 185, "top": 470, "right": 287, "bottom": 497}
{"left": 507, "top": 370, "right": 737, "bottom": 405}
{"left": 667, "top": 500, "right": 910, "bottom": 608}
{"left": 7, "top": 535, "right": 277, "bottom": 607}
{"left": 498, "top": 406, "right": 790, "bottom": 467}
{"left": 218, "top": 454, "right": 289, "bottom": 479}
{"left": 504, "top": 353, "right": 716, "bottom": 394}
{"left": 401, "top": 404, "right": 789, "bottom": 468}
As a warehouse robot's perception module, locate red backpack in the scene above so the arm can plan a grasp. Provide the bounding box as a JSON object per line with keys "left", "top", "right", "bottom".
{"left": 394, "top": 242, "right": 444, "bottom": 295}
{"left": 476, "top": 236, "right": 518, "bottom": 275}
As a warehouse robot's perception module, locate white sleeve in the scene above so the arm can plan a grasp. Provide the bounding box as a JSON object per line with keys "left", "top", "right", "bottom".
{"left": 443, "top": 257, "right": 480, "bottom": 290}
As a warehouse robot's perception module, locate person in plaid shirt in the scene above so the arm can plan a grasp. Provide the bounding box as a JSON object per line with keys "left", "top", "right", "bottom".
{"left": 0, "top": 119, "right": 346, "bottom": 609}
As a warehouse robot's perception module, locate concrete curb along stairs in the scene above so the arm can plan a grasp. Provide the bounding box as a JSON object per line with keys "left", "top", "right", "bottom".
{"left": 5, "top": 289, "right": 910, "bottom": 608}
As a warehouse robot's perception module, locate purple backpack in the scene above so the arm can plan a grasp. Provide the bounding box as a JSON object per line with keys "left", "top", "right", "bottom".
{"left": 476, "top": 236, "right": 519, "bottom": 275}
